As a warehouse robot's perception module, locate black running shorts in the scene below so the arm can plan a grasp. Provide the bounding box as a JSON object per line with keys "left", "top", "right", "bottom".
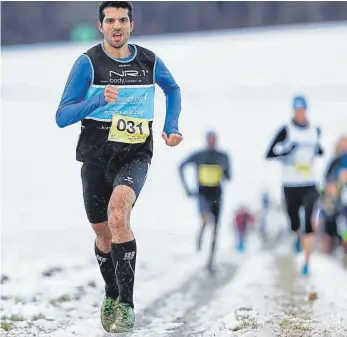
{"left": 198, "top": 194, "right": 221, "bottom": 224}
{"left": 283, "top": 185, "right": 319, "bottom": 234}
{"left": 81, "top": 159, "right": 150, "bottom": 224}
{"left": 325, "top": 218, "right": 338, "bottom": 237}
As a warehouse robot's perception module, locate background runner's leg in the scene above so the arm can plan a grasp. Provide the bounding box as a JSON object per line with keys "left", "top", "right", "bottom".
{"left": 302, "top": 187, "right": 319, "bottom": 265}
{"left": 283, "top": 187, "right": 302, "bottom": 252}
{"left": 197, "top": 214, "right": 208, "bottom": 251}
{"left": 207, "top": 199, "right": 221, "bottom": 271}
{"left": 197, "top": 195, "right": 210, "bottom": 251}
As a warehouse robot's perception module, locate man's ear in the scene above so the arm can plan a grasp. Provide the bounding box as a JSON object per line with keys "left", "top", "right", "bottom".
{"left": 130, "top": 20, "right": 135, "bottom": 33}
{"left": 98, "top": 22, "right": 103, "bottom": 34}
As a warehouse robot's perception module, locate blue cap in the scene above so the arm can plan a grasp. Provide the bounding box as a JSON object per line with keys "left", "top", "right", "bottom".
{"left": 206, "top": 130, "right": 216, "bottom": 138}
{"left": 293, "top": 95, "right": 307, "bottom": 110}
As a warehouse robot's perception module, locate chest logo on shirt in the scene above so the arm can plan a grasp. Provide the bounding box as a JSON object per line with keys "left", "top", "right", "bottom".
{"left": 109, "top": 69, "right": 150, "bottom": 85}
{"left": 110, "top": 70, "right": 139, "bottom": 77}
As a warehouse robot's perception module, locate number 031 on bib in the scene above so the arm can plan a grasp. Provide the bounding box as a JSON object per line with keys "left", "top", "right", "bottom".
{"left": 108, "top": 114, "right": 150, "bottom": 144}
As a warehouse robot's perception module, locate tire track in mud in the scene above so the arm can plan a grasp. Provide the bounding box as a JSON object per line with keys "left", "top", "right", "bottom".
{"left": 134, "top": 262, "right": 238, "bottom": 337}
{"left": 128, "top": 230, "right": 286, "bottom": 337}
{"left": 97, "top": 230, "right": 286, "bottom": 337}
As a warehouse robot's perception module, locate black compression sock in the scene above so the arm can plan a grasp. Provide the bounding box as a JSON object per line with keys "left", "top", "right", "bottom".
{"left": 111, "top": 240, "right": 137, "bottom": 308}
{"left": 94, "top": 242, "right": 119, "bottom": 300}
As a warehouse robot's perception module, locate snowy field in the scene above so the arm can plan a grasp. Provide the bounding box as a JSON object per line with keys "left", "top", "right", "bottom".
{"left": 2, "top": 23, "right": 347, "bottom": 336}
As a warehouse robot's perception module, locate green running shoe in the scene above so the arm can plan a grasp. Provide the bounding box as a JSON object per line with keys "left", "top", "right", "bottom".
{"left": 100, "top": 296, "right": 119, "bottom": 332}
{"left": 110, "top": 302, "right": 135, "bottom": 333}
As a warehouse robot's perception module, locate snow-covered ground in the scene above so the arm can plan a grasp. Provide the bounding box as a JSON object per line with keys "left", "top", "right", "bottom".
{"left": 1, "top": 23, "right": 347, "bottom": 336}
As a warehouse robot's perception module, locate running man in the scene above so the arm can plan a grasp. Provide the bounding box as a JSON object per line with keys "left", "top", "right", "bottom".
{"left": 321, "top": 137, "right": 347, "bottom": 255}
{"left": 311, "top": 181, "right": 340, "bottom": 254}
{"left": 337, "top": 169, "right": 347, "bottom": 251}
{"left": 265, "top": 95, "right": 324, "bottom": 275}
{"left": 56, "top": 1, "right": 182, "bottom": 332}
{"left": 312, "top": 172, "right": 347, "bottom": 263}
{"left": 179, "top": 131, "right": 231, "bottom": 273}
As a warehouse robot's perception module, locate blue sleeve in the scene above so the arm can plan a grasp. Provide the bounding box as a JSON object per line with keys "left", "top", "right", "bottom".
{"left": 223, "top": 154, "right": 231, "bottom": 180}
{"left": 336, "top": 154, "right": 347, "bottom": 178}
{"left": 154, "top": 57, "right": 181, "bottom": 136}
{"left": 179, "top": 152, "right": 200, "bottom": 194}
{"left": 55, "top": 55, "right": 107, "bottom": 128}
{"left": 324, "top": 157, "right": 339, "bottom": 183}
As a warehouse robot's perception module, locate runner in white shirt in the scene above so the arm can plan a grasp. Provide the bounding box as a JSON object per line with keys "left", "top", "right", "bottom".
{"left": 265, "top": 95, "right": 324, "bottom": 275}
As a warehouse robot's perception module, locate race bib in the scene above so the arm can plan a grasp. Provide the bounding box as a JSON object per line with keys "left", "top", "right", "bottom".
{"left": 108, "top": 114, "right": 150, "bottom": 144}
{"left": 198, "top": 165, "right": 223, "bottom": 187}
{"left": 293, "top": 163, "right": 312, "bottom": 177}
{"left": 292, "top": 146, "right": 314, "bottom": 177}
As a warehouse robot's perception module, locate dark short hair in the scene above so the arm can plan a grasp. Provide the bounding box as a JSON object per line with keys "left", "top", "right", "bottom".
{"left": 98, "top": 1, "right": 133, "bottom": 23}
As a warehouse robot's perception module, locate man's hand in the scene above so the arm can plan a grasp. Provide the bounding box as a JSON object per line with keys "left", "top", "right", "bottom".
{"left": 162, "top": 132, "right": 183, "bottom": 147}
{"left": 104, "top": 85, "right": 119, "bottom": 104}
{"left": 187, "top": 190, "right": 197, "bottom": 197}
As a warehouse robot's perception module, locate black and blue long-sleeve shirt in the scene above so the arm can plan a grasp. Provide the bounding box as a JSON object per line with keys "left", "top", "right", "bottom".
{"left": 179, "top": 149, "right": 231, "bottom": 198}
{"left": 56, "top": 43, "right": 181, "bottom": 167}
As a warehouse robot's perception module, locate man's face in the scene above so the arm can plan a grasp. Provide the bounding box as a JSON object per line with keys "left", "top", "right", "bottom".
{"left": 207, "top": 134, "right": 216, "bottom": 149}
{"left": 325, "top": 182, "right": 337, "bottom": 197}
{"left": 339, "top": 169, "right": 347, "bottom": 184}
{"left": 294, "top": 108, "right": 307, "bottom": 125}
{"left": 337, "top": 137, "right": 347, "bottom": 155}
{"left": 99, "top": 7, "right": 134, "bottom": 49}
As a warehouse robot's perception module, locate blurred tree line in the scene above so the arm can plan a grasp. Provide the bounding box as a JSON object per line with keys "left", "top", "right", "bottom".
{"left": 2, "top": 1, "right": 347, "bottom": 46}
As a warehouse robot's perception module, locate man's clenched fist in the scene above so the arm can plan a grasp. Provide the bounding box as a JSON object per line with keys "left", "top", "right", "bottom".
{"left": 104, "top": 85, "right": 119, "bottom": 103}
{"left": 162, "top": 132, "right": 183, "bottom": 147}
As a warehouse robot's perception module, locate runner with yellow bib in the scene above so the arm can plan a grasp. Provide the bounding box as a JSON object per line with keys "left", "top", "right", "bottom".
{"left": 179, "top": 131, "right": 231, "bottom": 274}
{"left": 265, "top": 95, "right": 324, "bottom": 275}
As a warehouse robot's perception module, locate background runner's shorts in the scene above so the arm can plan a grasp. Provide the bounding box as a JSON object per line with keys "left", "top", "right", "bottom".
{"left": 324, "top": 218, "right": 338, "bottom": 237}
{"left": 198, "top": 194, "right": 221, "bottom": 220}
{"left": 81, "top": 159, "right": 150, "bottom": 224}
